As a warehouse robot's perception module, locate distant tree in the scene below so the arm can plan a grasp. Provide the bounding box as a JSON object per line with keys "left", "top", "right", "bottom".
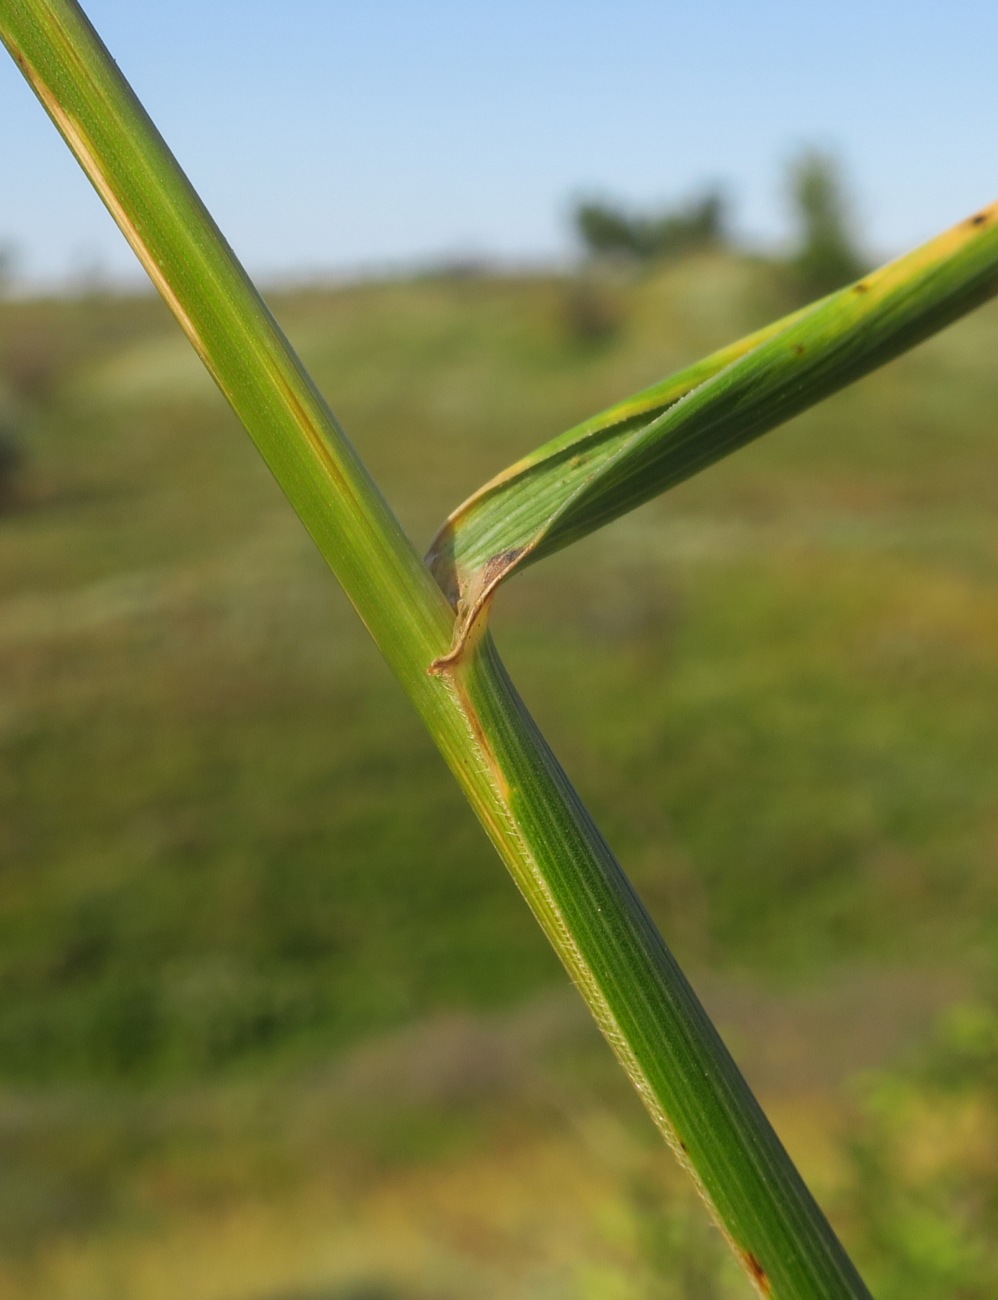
{"left": 640, "top": 190, "right": 727, "bottom": 258}
{"left": 575, "top": 201, "right": 643, "bottom": 259}
{"left": 788, "top": 151, "right": 867, "bottom": 297}
{"left": 0, "top": 243, "right": 18, "bottom": 298}
{"left": 575, "top": 188, "right": 728, "bottom": 263}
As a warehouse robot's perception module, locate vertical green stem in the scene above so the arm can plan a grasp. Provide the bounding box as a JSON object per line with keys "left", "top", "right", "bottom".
{"left": 1, "top": 2, "right": 872, "bottom": 1295}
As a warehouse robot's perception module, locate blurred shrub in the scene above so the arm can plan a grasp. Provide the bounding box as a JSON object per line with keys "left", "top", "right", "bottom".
{"left": 787, "top": 150, "right": 868, "bottom": 299}
{"left": 842, "top": 995, "right": 998, "bottom": 1299}
{"left": 0, "top": 244, "right": 16, "bottom": 299}
{"left": 575, "top": 188, "right": 728, "bottom": 263}
{"left": 560, "top": 275, "right": 626, "bottom": 345}
{"left": 87, "top": 979, "right": 162, "bottom": 1077}
{"left": 0, "top": 417, "right": 24, "bottom": 512}
{"left": 0, "top": 329, "right": 69, "bottom": 408}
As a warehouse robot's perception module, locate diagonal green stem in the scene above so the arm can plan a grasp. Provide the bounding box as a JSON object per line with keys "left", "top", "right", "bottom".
{"left": 1, "top": 2, "right": 873, "bottom": 1295}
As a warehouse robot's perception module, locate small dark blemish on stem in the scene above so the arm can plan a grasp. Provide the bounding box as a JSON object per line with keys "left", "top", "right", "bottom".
{"left": 969, "top": 211, "right": 989, "bottom": 227}
{"left": 482, "top": 547, "right": 525, "bottom": 585}
{"left": 792, "top": 343, "right": 806, "bottom": 356}
{"left": 743, "top": 1251, "right": 771, "bottom": 1295}
{"left": 853, "top": 281, "right": 870, "bottom": 294}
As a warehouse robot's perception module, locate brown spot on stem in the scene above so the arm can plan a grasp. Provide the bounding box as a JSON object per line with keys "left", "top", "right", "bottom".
{"left": 792, "top": 343, "right": 806, "bottom": 356}
{"left": 481, "top": 547, "right": 525, "bottom": 586}
{"left": 742, "top": 1251, "right": 771, "bottom": 1296}
{"left": 853, "top": 281, "right": 870, "bottom": 294}
{"left": 969, "top": 211, "right": 989, "bottom": 227}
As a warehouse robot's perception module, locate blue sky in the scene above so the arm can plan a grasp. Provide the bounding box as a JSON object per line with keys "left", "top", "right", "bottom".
{"left": 1, "top": 1, "right": 995, "bottom": 288}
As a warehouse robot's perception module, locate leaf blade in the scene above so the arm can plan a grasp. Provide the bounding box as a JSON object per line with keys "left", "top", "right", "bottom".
{"left": 429, "top": 204, "right": 998, "bottom": 666}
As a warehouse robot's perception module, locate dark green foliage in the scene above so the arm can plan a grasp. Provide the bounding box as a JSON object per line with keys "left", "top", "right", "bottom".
{"left": 575, "top": 189, "right": 727, "bottom": 262}
{"left": 788, "top": 150, "right": 868, "bottom": 297}
{"left": 0, "top": 420, "right": 23, "bottom": 511}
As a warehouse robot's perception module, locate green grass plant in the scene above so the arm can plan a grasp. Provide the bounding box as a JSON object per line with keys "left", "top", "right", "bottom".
{"left": 3, "top": 2, "right": 998, "bottom": 1295}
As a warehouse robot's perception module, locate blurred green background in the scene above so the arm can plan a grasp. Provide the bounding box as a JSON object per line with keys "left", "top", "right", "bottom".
{"left": 1, "top": 228, "right": 998, "bottom": 1298}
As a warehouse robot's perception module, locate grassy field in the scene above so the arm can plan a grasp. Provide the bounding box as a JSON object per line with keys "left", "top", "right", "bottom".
{"left": 1, "top": 252, "right": 997, "bottom": 1296}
